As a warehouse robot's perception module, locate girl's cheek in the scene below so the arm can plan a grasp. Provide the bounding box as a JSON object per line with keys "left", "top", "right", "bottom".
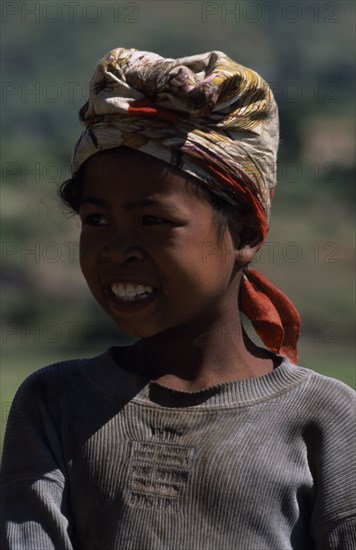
{"left": 80, "top": 230, "right": 100, "bottom": 252}
{"left": 79, "top": 237, "right": 97, "bottom": 269}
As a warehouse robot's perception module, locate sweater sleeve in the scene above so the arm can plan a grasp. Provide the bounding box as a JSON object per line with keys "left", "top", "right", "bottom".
{"left": 0, "top": 369, "right": 75, "bottom": 550}
{"left": 309, "top": 378, "right": 356, "bottom": 550}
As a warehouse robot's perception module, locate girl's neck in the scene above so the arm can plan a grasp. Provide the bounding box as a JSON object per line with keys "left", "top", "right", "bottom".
{"left": 125, "top": 319, "right": 277, "bottom": 392}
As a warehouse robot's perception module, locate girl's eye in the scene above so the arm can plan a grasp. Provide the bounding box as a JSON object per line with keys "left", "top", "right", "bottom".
{"left": 82, "top": 213, "right": 109, "bottom": 226}
{"left": 142, "top": 215, "right": 170, "bottom": 225}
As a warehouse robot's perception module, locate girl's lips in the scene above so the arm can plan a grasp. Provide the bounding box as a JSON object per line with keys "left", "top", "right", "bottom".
{"left": 104, "top": 287, "right": 158, "bottom": 315}
{"left": 110, "top": 282, "right": 154, "bottom": 298}
{"left": 104, "top": 279, "right": 156, "bottom": 290}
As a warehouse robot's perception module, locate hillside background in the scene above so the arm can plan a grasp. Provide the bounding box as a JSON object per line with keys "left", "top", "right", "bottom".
{"left": 1, "top": 0, "right": 355, "bottom": 449}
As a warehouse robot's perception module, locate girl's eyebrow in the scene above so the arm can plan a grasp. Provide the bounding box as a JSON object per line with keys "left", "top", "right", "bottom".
{"left": 80, "top": 196, "right": 180, "bottom": 212}
{"left": 80, "top": 196, "right": 109, "bottom": 207}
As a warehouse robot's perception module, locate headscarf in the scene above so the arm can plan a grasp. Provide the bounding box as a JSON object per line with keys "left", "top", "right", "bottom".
{"left": 72, "top": 48, "right": 301, "bottom": 363}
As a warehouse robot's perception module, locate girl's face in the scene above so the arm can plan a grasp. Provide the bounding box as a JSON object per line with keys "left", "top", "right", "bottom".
{"left": 79, "top": 148, "right": 245, "bottom": 338}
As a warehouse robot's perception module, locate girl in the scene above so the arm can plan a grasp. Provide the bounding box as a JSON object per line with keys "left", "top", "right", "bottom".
{"left": 1, "top": 48, "right": 355, "bottom": 549}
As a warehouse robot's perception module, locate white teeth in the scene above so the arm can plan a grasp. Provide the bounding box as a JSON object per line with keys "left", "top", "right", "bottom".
{"left": 126, "top": 284, "right": 136, "bottom": 297}
{"left": 136, "top": 284, "right": 146, "bottom": 294}
{"left": 110, "top": 282, "right": 154, "bottom": 301}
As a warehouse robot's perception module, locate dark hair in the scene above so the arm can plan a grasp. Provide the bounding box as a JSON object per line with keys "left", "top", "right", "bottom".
{"left": 58, "top": 148, "right": 248, "bottom": 245}
{"left": 59, "top": 168, "right": 84, "bottom": 214}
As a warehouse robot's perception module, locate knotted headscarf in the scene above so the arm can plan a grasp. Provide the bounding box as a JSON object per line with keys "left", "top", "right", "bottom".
{"left": 72, "top": 48, "right": 301, "bottom": 363}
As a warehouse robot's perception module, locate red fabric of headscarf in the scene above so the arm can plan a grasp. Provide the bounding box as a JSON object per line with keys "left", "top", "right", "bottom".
{"left": 240, "top": 269, "right": 301, "bottom": 363}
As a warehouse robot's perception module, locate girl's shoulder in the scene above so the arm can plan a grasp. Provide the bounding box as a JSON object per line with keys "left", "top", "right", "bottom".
{"left": 15, "top": 354, "right": 91, "bottom": 396}
{"left": 10, "top": 348, "right": 120, "bottom": 412}
{"left": 280, "top": 361, "right": 355, "bottom": 426}
{"left": 10, "top": 346, "right": 148, "bottom": 415}
{"left": 294, "top": 363, "right": 355, "bottom": 400}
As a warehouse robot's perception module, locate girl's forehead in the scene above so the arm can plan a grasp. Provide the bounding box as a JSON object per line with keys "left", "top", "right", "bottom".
{"left": 84, "top": 147, "right": 176, "bottom": 182}
{"left": 81, "top": 149, "right": 207, "bottom": 207}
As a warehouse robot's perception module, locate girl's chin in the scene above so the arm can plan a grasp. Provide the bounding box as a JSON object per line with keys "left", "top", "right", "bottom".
{"left": 109, "top": 316, "right": 164, "bottom": 340}
{"left": 115, "top": 324, "right": 161, "bottom": 340}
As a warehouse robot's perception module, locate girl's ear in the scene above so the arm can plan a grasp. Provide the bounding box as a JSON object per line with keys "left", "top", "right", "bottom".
{"left": 235, "top": 242, "right": 261, "bottom": 266}
{"left": 232, "top": 215, "right": 263, "bottom": 266}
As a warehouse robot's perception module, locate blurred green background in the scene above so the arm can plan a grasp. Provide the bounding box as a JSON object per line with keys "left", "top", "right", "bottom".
{"left": 1, "top": 0, "right": 355, "bottom": 450}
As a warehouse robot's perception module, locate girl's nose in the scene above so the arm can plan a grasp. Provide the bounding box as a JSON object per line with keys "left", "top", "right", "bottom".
{"left": 100, "top": 238, "right": 145, "bottom": 265}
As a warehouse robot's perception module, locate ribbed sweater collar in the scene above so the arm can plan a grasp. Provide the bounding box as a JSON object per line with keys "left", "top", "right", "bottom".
{"left": 82, "top": 347, "right": 310, "bottom": 409}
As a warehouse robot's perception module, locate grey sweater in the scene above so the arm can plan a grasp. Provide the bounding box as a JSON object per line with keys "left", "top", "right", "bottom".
{"left": 1, "top": 347, "right": 355, "bottom": 549}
